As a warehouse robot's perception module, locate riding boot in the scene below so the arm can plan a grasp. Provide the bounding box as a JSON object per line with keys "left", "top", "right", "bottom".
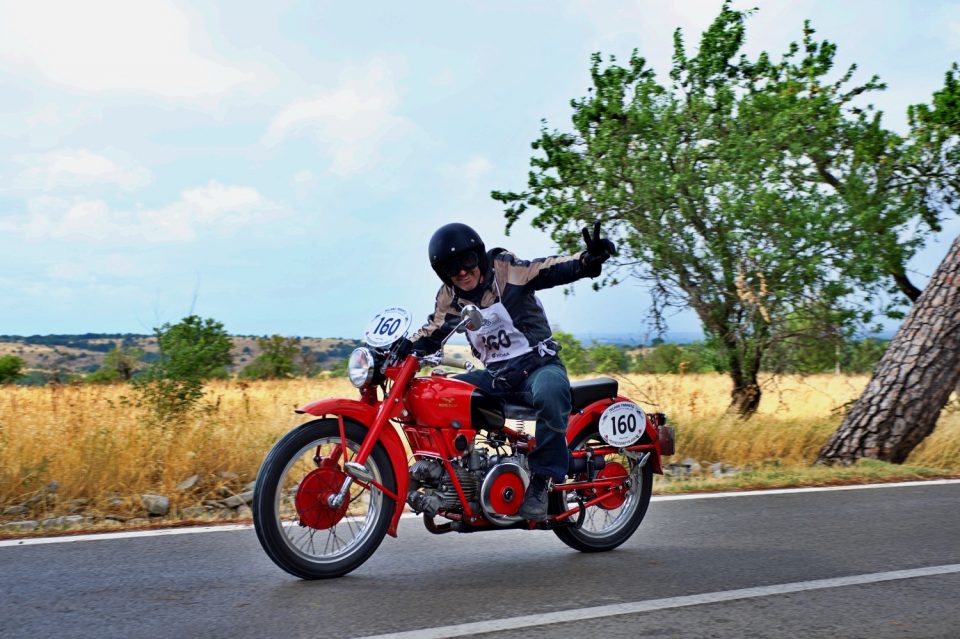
{"left": 519, "top": 473, "right": 550, "bottom": 521}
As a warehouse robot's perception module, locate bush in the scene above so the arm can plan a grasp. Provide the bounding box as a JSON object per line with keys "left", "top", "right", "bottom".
{"left": 136, "top": 316, "right": 232, "bottom": 421}
{"left": 553, "top": 331, "right": 592, "bottom": 375}
{"left": 588, "top": 343, "right": 630, "bottom": 374}
{"left": 240, "top": 335, "right": 300, "bottom": 380}
{"left": 85, "top": 346, "right": 145, "bottom": 384}
{"left": 0, "top": 355, "right": 25, "bottom": 383}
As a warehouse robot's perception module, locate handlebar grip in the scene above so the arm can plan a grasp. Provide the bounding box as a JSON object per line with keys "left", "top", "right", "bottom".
{"left": 440, "top": 356, "right": 468, "bottom": 369}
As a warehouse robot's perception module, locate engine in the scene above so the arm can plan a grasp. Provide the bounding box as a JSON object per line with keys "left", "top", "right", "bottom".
{"left": 406, "top": 448, "right": 530, "bottom": 526}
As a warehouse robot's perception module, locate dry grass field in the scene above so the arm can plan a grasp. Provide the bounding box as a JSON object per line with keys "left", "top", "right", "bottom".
{"left": 1, "top": 373, "right": 957, "bottom": 530}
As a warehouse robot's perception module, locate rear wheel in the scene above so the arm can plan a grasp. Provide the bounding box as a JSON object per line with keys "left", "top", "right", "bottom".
{"left": 252, "top": 418, "right": 396, "bottom": 579}
{"left": 550, "top": 424, "right": 653, "bottom": 552}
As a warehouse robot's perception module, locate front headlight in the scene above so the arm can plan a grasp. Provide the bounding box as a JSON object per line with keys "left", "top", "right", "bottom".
{"left": 347, "top": 347, "right": 375, "bottom": 388}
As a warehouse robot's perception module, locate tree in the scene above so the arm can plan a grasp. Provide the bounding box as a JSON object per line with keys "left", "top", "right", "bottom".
{"left": 296, "top": 346, "right": 319, "bottom": 377}
{"left": 588, "top": 343, "right": 630, "bottom": 374}
{"left": 817, "top": 64, "right": 960, "bottom": 464}
{"left": 842, "top": 338, "right": 889, "bottom": 375}
{"left": 152, "top": 315, "right": 233, "bottom": 381}
{"left": 494, "top": 4, "right": 957, "bottom": 416}
{"left": 240, "top": 335, "right": 300, "bottom": 380}
{"left": 86, "top": 346, "right": 145, "bottom": 383}
{"left": 817, "top": 234, "right": 960, "bottom": 464}
{"left": 552, "top": 331, "right": 592, "bottom": 375}
{"left": 0, "top": 355, "right": 25, "bottom": 384}
{"left": 635, "top": 343, "right": 683, "bottom": 374}
{"left": 137, "top": 316, "right": 233, "bottom": 420}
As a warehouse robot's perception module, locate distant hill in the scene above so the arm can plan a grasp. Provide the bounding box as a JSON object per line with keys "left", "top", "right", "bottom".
{"left": 574, "top": 331, "right": 706, "bottom": 346}
{"left": 0, "top": 333, "right": 362, "bottom": 378}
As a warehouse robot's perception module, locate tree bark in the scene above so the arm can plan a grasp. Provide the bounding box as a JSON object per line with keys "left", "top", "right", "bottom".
{"left": 817, "top": 234, "right": 960, "bottom": 465}
{"left": 729, "top": 380, "right": 761, "bottom": 417}
{"left": 725, "top": 341, "right": 761, "bottom": 417}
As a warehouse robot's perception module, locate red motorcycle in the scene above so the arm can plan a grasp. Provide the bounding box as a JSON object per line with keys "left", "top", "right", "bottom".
{"left": 252, "top": 305, "right": 674, "bottom": 579}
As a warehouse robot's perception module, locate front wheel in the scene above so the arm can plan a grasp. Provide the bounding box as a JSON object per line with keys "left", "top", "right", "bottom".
{"left": 550, "top": 424, "right": 653, "bottom": 552}
{"left": 252, "top": 418, "right": 397, "bottom": 579}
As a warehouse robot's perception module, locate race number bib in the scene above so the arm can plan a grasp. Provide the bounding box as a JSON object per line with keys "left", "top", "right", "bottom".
{"left": 364, "top": 307, "right": 412, "bottom": 347}
{"left": 598, "top": 402, "right": 646, "bottom": 447}
{"left": 466, "top": 301, "right": 532, "bottom": 364}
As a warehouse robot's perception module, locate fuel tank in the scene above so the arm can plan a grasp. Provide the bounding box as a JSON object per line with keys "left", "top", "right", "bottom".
{"left": 404, "top": 374, "right": 505, "bottom": 431}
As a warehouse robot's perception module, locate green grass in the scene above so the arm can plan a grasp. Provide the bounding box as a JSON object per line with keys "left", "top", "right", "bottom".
{"left": 653, "top": 459, "right": 957, "bottom": 494}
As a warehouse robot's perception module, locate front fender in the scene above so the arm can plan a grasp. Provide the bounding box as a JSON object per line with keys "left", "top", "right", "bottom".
{"left": 567, "top": 396, "right": 664, "bottom": 475}
{"left": 296, "top": 398, "right": 409, "bottom": 537}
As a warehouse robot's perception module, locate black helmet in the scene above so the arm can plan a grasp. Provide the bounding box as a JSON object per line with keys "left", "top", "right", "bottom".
{"left": 428, "top": 222, "right": 487, "bottom": 284}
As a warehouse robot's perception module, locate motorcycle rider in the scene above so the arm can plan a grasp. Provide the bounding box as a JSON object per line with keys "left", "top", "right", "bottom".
{"left": 411, "top": 221, "right": 616, "bottom": 521}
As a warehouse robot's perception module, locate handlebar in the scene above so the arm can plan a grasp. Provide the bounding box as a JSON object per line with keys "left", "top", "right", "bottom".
{"left": 440, "top": 356, "right": 469, "bottom": 370}
{"left": 419, "top": 352, "right": 474, "bottom": 371}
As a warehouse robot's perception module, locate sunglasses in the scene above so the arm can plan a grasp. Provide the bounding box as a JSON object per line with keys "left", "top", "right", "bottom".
{"left": 439, "top": 251, "right": 480, "bottom": 277}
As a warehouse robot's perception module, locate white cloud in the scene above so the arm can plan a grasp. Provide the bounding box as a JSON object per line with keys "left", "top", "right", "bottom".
{"left": 140, "top": 181, "right": 274, "bottom": 240}
{"left": 440, "top": 155, "right": 493, "bottom": 195}
{"left": 0, "top": 0, "right": 256, "bottom": 100}
{"left": 940, "top": 4, "right": 960, "bottom": 51}
{"left": 17, "top": 149, "right": 151, "bottom": 191}
{"left": 263, "top": 58, "right": 414, "bottom": 176}
{"left": 564, "top": 0, "right": 817, "bottom": 79}
{"left": 3, "top": 181, "right": 279, "bottom": 244}
{"left": 292, "top": 169, "right": 317, "bottom": 199}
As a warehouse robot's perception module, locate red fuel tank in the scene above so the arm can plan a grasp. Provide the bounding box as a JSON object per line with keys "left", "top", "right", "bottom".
{"left": 404, "top": 374, "right": 505, "bottom": 431}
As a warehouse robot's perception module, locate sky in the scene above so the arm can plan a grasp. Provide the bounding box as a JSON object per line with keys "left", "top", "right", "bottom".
{"left": 1, "top": 0, "right": 958, "bottom": 342}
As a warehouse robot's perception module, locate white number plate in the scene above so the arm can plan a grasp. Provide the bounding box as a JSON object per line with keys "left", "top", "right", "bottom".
{"left": 598, "top": 402, "right": 646, "bottom": 447}
{"left": 364, "top": 307, "right": 413, "bottom": 347}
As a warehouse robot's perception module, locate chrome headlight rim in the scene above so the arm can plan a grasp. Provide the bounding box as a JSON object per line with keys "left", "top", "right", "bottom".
{"left": 347, "top": 347, "right": 376, "bottom": 388}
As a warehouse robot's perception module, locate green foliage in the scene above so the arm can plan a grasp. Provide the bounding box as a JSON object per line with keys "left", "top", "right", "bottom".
{"left": 328, "top": 357, "right": 349, "bottom": 378}
{"left": 554, "top": 331, "right": 631, "bottom": 375}
{"left": 588, "top": 343, "right": 629, "bottom": 374}
{"left": 632, "top": 341, "right": 725, "bottom": 374}
{"left": 15, "top": 370, "right": 53, "bottom": 386}
{"left": 136, "top": 315, "right": 233, "bottom": 421}
{"left": 240, "top": 335, "right": 301, "bottom": 380}
{"left": 297, "top": 347, "right": 320, "bottom": 377}
{"left": 553, "top": 331, "right": 592, "bottom": 375}
{"left": 151, "top": 315, "right": 232, "bottom": 381}
{"left": 843, "top": 338, "right": 889, "bottom": 374}
{"left": 494, "top": 3, "right": 958, "bottom": 414}
{"left": 0, "top": 355, "right": 25, "bottom": 383}
{"left": 135, "top": 378, "right": 207, "bottom": 422}
{"left": 85, "top": 346, "right": 145, "bottom": 383}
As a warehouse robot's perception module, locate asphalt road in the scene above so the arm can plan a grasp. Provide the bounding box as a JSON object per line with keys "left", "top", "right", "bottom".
{"left": 2, "top": 482, "right": 959, "bottom": 639}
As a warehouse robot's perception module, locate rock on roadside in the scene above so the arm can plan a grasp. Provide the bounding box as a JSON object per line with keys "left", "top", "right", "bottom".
{"left": 141, "top": 494, "right": 170, "bottom": 516}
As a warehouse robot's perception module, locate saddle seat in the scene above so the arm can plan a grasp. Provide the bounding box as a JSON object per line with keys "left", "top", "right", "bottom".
{"left": 501, "top": 377, "right": 619, "bottom": 421}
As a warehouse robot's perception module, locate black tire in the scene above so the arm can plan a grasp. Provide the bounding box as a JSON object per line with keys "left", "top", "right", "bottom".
{"left": 550, "top": 425, "right": 653, "bottom": 552}
{"left": 252, "top": 418, "right": 396, "bottom": 579}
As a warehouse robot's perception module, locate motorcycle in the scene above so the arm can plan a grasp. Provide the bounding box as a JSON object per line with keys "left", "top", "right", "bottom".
{"left": 252, "top": 305, "right": 674, "bottom": 579}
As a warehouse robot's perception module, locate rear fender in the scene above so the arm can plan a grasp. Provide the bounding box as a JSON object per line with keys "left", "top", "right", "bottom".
{"left": 296, "top": 398, "right": 409, "bottom": 537}
{"left": 567, "top": 396, "right": 663, "bottom": 475}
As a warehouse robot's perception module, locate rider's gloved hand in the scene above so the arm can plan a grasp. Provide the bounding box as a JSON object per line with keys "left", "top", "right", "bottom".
{"left": 580, "top": 221, "right": 617, "bottom": 277}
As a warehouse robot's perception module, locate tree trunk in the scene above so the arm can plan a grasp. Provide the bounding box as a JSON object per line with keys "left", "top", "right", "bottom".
{"left": 817, "top": 234, "right": 960, "bottom": 465}
{"left": 726, "top": 346, "right": 762, "bottom": 417}
{"left": 729, "top": 380, "right": 761, "bottom": 416}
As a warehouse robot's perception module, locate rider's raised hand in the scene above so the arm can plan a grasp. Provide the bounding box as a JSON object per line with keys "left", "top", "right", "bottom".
{"left": 580, "top": 221, "right": 617, "bottom": 277}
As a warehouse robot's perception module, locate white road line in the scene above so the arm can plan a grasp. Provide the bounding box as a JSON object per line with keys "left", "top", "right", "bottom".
{"left": 2, "top": 479, "right": 957, "bottom": 548}
{"left": 650, "top": 478, "right": 960, "bottom": 501}
{"left": 353, "top": 563, "right": 960, "bottom": 639}
{"left": 0, "top": 523, "right": 253, "bottom": 547}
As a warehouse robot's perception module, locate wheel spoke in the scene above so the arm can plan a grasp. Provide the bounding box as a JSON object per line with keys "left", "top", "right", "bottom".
{"left": 268, "top": 433, "right": 386, "bottom": 565}
{"left": 570, "top": 446, "right": 641, "bottom": 538}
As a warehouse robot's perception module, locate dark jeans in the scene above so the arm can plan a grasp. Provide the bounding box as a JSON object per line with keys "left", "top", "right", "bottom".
{"left": 457, "top": 359, "right": 572, "bottom": 481}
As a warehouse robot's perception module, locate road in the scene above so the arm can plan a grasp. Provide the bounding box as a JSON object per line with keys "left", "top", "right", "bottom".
{"left": 2, "top": 481, "right": 958, "bottom": 639}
